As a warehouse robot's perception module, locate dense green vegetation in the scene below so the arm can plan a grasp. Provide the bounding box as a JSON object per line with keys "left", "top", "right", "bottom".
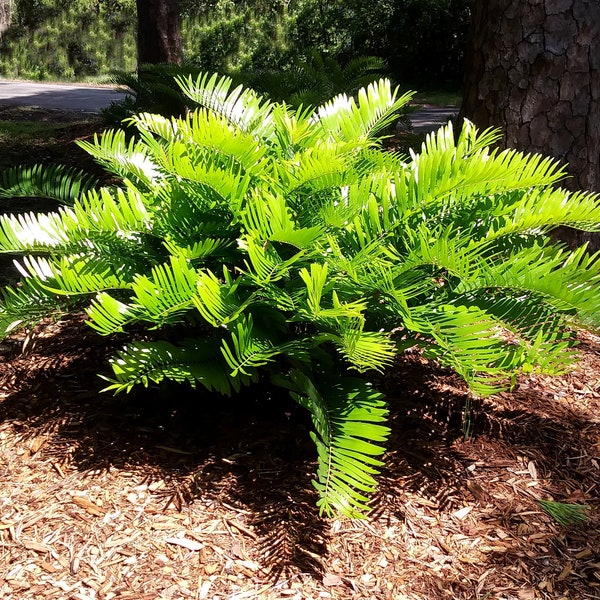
{"left": 0, "top": 0, "right": 136, "bottom": 79}
{"left": 0, "top": 0, "right": 469, "bottom": 86}
{"left": 1, "top": 74, "right": 600, "bottom": 517}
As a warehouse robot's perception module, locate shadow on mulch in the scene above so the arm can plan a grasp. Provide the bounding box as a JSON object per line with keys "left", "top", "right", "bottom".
{"left": 1, "top": 316, "right": 599, "bottom": 583}
{"left": 0, "top": 317, "right": 327, "bottom": 578}
{"left": 0, "top": 105, "right": 110, "bottom": 178}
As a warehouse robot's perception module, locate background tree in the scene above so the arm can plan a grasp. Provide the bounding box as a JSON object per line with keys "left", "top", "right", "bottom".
{"left": 136, "top": 0, "right": 182, "bottom": 65}
{"left": 460, "top": 0, "right": 600, "bottom": 246}
{"left": 0, "top": 0, "right": 13, "bottom": 38}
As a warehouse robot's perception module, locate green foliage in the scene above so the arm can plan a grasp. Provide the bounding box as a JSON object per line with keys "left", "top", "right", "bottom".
{"left": 0, "top": 0, "right": 136, "bottom": 79}
{"left": 239, "top": 50, "right": 388, "bottom": 109}
{"left": 2, "top": 75, "right": 600, "bottom": 517}
{"left": 537, "top": 500, "right": 591, "bottom": 527}
{"left": 0, "top": 0, "right": 468, "bottom": 85}
{"left": 102, "top": 52, "right": 390, "bottom": 125}
{"left": 0, "top": 164, "right": 100, "bottom": 204}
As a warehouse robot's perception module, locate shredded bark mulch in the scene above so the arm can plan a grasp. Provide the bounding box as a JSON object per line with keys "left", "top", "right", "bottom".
{"left": 0, "top": 316, "right": 598, "bottom": 600}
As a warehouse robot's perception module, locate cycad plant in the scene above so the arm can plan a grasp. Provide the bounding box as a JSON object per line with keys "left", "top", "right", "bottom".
{"left": 1, "top": 74, "right": 600, "bottom": 518}
{"left": 240, "top": 50, "right": 388, "bottom": 109}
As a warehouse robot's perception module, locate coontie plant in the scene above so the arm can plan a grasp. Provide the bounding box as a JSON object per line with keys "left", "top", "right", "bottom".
{"left": 1, "top": 74, "right": 600, "bottom": 518}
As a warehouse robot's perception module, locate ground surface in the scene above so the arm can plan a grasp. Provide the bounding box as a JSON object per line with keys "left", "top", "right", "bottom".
{"left": 0, "top": 108, "right": 599, "bottom": 600}
{"left": 0, "top": 81, "right": 127, "bottom": 112}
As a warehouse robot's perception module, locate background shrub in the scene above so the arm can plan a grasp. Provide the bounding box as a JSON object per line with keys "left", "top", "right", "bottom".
{"left": 0, "top": 0, "right": 469, "bottom": 86}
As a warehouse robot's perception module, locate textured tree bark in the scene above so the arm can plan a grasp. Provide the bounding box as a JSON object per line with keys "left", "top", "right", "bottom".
{"left": 0, "top": 0, "right": 13, "bottom": 38}
{"left": 135, "top": 0, "right": 182, "bottom": 66}
{"left": 461, "top": 0, "right": 600, "bottom": 247}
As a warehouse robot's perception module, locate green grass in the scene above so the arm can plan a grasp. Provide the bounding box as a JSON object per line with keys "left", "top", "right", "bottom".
{"left": 0, "top": 120, "right": 63, "bottom": 141}
{"left": 0, "top": 107, "right": 104, "bottom": 175}
{"left": 411, "top": 89, "right": 462, "bottom": 107}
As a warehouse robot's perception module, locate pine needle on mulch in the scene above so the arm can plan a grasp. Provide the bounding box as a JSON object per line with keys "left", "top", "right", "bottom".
{"left": 1, "top": 316, "right": 599, "bottom": 600}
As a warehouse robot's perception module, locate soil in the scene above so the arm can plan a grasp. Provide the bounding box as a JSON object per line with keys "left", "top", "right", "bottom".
{"left": 0, "top": 108, "right": 599, "bottom": 600}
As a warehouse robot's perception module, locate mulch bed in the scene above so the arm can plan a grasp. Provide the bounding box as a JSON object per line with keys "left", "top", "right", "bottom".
{"left": 1, "top": 316, "right": 599, "bottom": 600}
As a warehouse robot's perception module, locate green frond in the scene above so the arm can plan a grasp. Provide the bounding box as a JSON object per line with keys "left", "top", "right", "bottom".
{"left": 221, "top": 314, "right": 284, "bottom": 378}
{"left": 241, "top": 236, "right": 286, "bottom": 284}
{"left": 0, "top": 164, "right": 99, "bottom": 205}
{"left": 192, "top": 268, "right": 244, "bottom": 327}
{"left": 452, "top": 290, "right": 576, "bottom": 375}
{"left": 240, "top": 189, "right": 324, "bottom": 250}
{"left": 15, "top": 254, "right": 129, "bottom": 296}
{"left": 176, "top": 72, "right": 274, "bottom": 136}
{"left": 152, "top": 182, "right": 240, "bottom": 244}
{"left": 411, "top": 303, "right": 524, "bottom": 395}
{"left": 129, "top": 255, "right": 199, "bottom": 325}
{"left": 64, "top": 187, "right": 150, "bottom": 237}
{"left": 481, "top": 187, "right": 600, "bottom": 243}
{"left": 163, "top": 237, "right": 233, "bottom": 262}
{"left": 314, "top": 79, "right": 413, "bottom": 142}
{"left": 132, "top": 109, "right": 269, "bottom": 176}
{"left": 455, "top": 244, "right": 600, "bottom": 330}
{"left": 0, "top": 209, "right": 67, "bottom": 252}
{"left": 401, "top": 120, "right": 568, "bottom": 215}
{"left": 0, "top": 186, "right": 151, "bottom": 255}
{"left": 337, "top": 320, "right": 396, "bottom": 373}
{"left": 537, "top": 500, "right": 590, "bottom": 527}
{"left": 104, "top": 339, "right": 235, "bottom": 395}
{"left": 298, "top": 262, "right": 331, "bottom": 318}
{"left": 78, "top": 129, "right": 164, "bottom": 188}
{"left": 290, "top": 371, "right": 390, "bottom": 518}
{"left": 0, "top": 277, "right": 72, "bottom": 336}
{"left": 286, "top": 143, "right": 359, "bottom": 195}
{"left": 86, "top": 292, "right": 138, "bottom": 335}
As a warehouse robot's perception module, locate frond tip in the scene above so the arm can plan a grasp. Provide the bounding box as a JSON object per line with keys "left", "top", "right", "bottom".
{"left": 290, "top": 371, "right": 390, "bottom": 518}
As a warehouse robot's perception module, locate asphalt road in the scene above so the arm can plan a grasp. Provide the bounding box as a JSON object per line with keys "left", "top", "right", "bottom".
{"left": 0, "top": 80, "right": 127, "bottom": 112}
{"left": 0, "top": 80, "right": 458, "bottom": 131}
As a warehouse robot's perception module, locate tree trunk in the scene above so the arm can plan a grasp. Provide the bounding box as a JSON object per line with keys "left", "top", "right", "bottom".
{"left": 461, "top": 0, "right": 600, "bottom": 247}
{"left": 0, "top": 0, "right": 13, "bottom": 38}
{"left": 135, "top": 0, "right": 182, "bottom": 66}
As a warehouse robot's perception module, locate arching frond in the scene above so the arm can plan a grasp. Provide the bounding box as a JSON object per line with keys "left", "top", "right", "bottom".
{"left": 314, "top": 79, "right": 413, "bottom": 142}
{"left": 78, "top": 129, "right": 164, "bottom": 188}
{"left": 0, "top": 164, "right": 99, "bottom": 205}
{"left": 221, "top": 314, "right": 285, "bottom": 378}
{"left": 129, "top": 255, "right": 199, "bottom": 324}
{"left": 176, "top": 72, "right": 274, "bottom": 137}
{"left": 336, "top": 320, "right": 396, "bottom": 373}
{"left": 192, "top": 268, "right": 244, "bottom": 327}
{"left": 104, "top": 339, "right": 235, "bottom": 395}
{"left": 86, "top": 292, "right": 138, "bottom": 335}
{"left": 290, "top": 371, "right": 389, "bottom": 518}
{"left": 15, "top": 254, "right": 129, "bottom": 296}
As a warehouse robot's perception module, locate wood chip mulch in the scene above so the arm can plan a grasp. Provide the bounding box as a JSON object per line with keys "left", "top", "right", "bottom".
{"left": 1, "top": 317, "right": 599, "bottom": 600}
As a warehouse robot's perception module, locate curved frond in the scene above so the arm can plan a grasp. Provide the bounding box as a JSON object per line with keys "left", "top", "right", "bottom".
{"left": 176, "top": 72, "right": 274, "bottom": 136}
{"left": 290, "top": 371, "right": 389, "bottom": 518}
{"left": 104, "top": 339, "right": 234, "bottom": 395}
{"left": 130, "top": 255, "right": 199, "bottom": 324}
{"left": 0, "top": 164, "right": 99, "bottom": 205}
{"left": 78, "top": 129, "right": 164, "bottom": 188}
{"left": 314, "top": 79, "right": 413, "bottom": 142}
